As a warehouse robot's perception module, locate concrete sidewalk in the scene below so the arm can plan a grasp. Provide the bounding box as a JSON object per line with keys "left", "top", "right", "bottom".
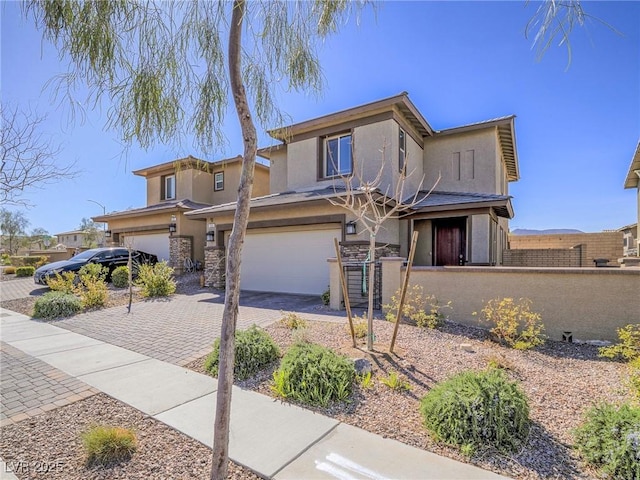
{"left": 1, "top": 307, "right": 508, "bottom": 479}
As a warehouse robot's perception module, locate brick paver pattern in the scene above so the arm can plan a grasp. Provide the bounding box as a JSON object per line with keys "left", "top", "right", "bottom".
{"left": 0, "top": 277, "right": 47, "bottom": 302}
{"left": 0, "top": 342, "right": 99, "bottom": 426}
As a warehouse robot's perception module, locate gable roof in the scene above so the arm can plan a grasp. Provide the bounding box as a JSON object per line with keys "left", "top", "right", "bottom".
{"left": 435, "top": 116, "right": 519, "bottom": 182}
{"left": 267, "top": 92, "right": 434, "bottom": 143}
{"left": 624, "top": 141, "right": 640, "bottom": 189}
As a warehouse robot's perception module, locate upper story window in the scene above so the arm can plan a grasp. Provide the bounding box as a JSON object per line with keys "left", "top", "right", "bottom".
{"left": 214, "top": 172, "right": 224, "bottom": 191}
{"left": 323, "top": 133, "right": 352, "bottom": 178}
{"left": 162, "top": 174, "right": 176, "bottom": 200}
{"left": 399, "top": 128, "right": 406, "bottom": 173}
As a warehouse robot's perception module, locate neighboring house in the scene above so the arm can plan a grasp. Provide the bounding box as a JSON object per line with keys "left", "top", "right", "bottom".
{"left": 93, "top": 155, "right": 269, "bottom": 268}
{"left": 624, "top": 141, "right": 640, "bottom": 257}
{"left": 186, "top": 92, "right": 519, "bottom": 295}
{"left": 619, "top": 223, "right": 638, "bottom": 257}
{"left": 56, "top": 230, "right": 105, "bottom": 249}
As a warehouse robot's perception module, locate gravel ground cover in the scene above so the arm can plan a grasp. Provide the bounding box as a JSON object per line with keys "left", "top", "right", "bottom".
{"left": 188, "top": 318, "right": 630, "bottom": 480}
{"left": 0, "top": 393, "right": 260, "bottom": 480}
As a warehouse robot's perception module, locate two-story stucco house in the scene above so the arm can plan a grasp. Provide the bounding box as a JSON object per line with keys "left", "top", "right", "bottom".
{"left": 93, "top": 155, "right": 269, "bottom": 269}
{"left": 186, "top": 92, "right": 519, "bottom": 295}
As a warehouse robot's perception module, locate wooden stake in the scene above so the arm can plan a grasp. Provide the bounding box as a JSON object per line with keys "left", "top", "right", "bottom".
{"left": 389, "top": 230, "right": 419, "bottom": 353}
{"left": 335, "top": 238, "right": 356, "bottom": 347}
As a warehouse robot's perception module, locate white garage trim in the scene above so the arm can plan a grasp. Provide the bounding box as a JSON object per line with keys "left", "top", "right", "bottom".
{"left": 240, "top": 225, "right": 341, "bottom": 295}
{"left": 124, "top": 233, "right": 170, "bottom": 262}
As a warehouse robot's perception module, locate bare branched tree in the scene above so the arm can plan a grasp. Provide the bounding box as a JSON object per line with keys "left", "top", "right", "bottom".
{"left": 1, "top": 103, "right": 77, "bottom": 206}
{"left": 329, "top": 144, "right": 438, "bottom": 351}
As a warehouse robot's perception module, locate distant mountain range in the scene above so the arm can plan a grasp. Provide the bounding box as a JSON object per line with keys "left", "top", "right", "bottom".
{"left": 511, "top": 228, "right": 584, "bottom": 235}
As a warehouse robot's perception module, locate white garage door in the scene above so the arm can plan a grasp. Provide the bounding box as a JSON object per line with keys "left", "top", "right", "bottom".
{"left": 240, "top": 226, "right": 341, "bottom": 295}
{"left": 125, "top": 233, "right": 170, "bottom": 262}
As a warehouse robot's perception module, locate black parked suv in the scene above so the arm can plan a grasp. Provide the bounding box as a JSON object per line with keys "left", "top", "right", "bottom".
{"left": 34, "top": 247, "right": 158, "bottom": 285}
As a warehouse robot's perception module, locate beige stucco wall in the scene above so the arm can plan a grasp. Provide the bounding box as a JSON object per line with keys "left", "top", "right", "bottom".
{"left": 471, "top": 214, "right": 491, "bottom": 264}
{"left": 379, "top": 259, "right": 640, "bottom": 342}
{"left": 287, "top": 138, "right": 319, "bottom": 189}
{"left": 268, "top": 149, "right": 288, "bottom": 194}
{"left": 211, "top": 165, "right": 269, "bottom": 204}
{"left": 424, "top": 129, "right": 502, "bottom": 195}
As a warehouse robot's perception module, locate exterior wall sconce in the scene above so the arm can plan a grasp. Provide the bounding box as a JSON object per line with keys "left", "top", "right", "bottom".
{"left": 206, "top": 231, "right": 215, "bottom": 242}
{"left": 345, "top": 221, "right": 357, "bottom": 235}
{"left": 105, "top": 230, "right": 112, "bottom": 238}
{"left": 169, "top": 214, "right": 177, "bottom": 233}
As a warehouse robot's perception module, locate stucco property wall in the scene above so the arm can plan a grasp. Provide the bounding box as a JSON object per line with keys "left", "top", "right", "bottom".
{"left": 377, "top": 259, "right": 640, "bottom": 342}
{"left": 509, "top": 232, "right": 623, "bottom": 266}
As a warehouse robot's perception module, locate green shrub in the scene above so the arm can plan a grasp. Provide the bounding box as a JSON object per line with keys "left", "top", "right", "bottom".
{"left": 420, "top": 369, "right": 530, "bottom": 454}
{"left": 47, "top": 272, "right": 77, "bottom": 294}
{"left": 16, "top": 266, "right": 35, "bottom": 277}
{"left": 271, "top": 342, "right": 355, "bottom": 407}
{"left": 600, "top": 324, "right": 640, "bottom": 362}
{"left": 204, "top": 326, "right": 280, "bottom": 380}
{"left": 474, "top": 297, "right": 545, "bottom": 350}
{"left": 321, "top": 287, "right": 330, "bottom": 306}
{"left": 10, "top": 256, "right": 43, "bottom": 267}
{"left": 384, "top": 285, "right": 451, "bottom": 329}
{"left": 111, "top": 266, "right": 129, "bottom": 288}
{"left": 34, "top": 256, "right": 49, "bottom": 268}
{"left": 1, "top": 253, "right": 10, "bottom": 265}
{"left": 33, "top": 291, "right": 82, "bottom": 319}
{"left": 3, "top": 266, "right": 16, "bottom": 275}
{"left": 279, "top": 312, "right": 307, "bottom": 330}
{"left": 574, "top": 402, "right": 640, "bottom": 479}
{"left": 78, "top": 263, "right": 107, "bottom": 283}
{"left": 350, "top": 316, "right": 368, "bottom": 339}
{"left": 630, "top": 358, "right": 640, "bottom": 402}
{"left": 136, "top": 261, "right": 176, "bottom": 297}
{"left": 75, "top": 264, "right": 109, "bottom": 308}
{"left": 82, "top": 425, "right": 137, "bottom": 466}
{"left": 380, "top": 370, "right": 411, "bottom": 392}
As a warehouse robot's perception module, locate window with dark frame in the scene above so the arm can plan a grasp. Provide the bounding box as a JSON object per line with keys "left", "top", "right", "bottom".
{"left": 214, "top": 172, "right": 224, "bottom": 191}
{"left": 162, "top": 174, "right": 176, "bottom": 200}
{"left": 324, "top": 133, "right": 352, "bottom": 178}
{"left": 399, "top": 128, "right": 406, "bottom": 173}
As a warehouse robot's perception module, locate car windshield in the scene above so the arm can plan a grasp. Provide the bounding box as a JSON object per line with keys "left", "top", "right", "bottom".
{"left": 71, "top": 249, "right": 102, "bottom": 260}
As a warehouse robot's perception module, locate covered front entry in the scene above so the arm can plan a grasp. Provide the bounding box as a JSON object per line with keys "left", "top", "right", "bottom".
{"left": 239, "top": 225, "right": 341, "bottom": 295}
{"left": 434, "top": 217, "right": 466, "bottom": 266}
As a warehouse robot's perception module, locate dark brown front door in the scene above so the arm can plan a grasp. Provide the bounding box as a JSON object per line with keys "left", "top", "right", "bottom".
{"left": 434, "top": 218, "right": 466, "bottom": 266}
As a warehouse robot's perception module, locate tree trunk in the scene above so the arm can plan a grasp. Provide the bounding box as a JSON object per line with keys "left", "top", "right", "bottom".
{"left": 367, "top": 231, "right": 376, "bottom": 351}
{"left": 211, "top": 1, "right": 257, "bottom": 478}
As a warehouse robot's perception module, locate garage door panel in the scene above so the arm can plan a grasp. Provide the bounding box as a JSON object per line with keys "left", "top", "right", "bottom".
{"left": 241, "top": 227, "right": 340, "bottom": 295}
{"left": 126, "top": 233, "right": 170, "bottom": 262}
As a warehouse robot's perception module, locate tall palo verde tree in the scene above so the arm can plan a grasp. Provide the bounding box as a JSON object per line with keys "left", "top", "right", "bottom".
{"left": 25, "top": 1, "right": 366, "bottom": 477}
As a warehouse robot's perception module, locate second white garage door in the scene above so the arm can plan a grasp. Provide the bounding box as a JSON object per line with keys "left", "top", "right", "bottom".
{"left": 125, "top": 233, "right": 170, "bottom": 262}
{"left": 240, "top": 226, "right": 341, "bottom": 295}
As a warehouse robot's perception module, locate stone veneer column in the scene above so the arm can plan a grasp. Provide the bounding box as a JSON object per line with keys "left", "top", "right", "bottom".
{"left": 339, "top": 241, "right": 400, "bottom": 262}
{"left": 169, "top": 236, "right": 192, "bottom": 274}
{"left": 204, "top": 246, "right": 226, "bottom": 289}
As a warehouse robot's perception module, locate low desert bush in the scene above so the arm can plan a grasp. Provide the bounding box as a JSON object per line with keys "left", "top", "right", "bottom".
{"left": 111, "top": 266, "right": 130, "bottom": 288}
{"left": 380, "top": 370, "right": 411, "bottom": 392}
{"left": 10, "top": 256, "right": 42, "bottom": 267}
{"left": 272, "top": 342, "right": 355, "bottom": 407}
{"left": 204, "top": 326, "right": 280, "bottom": 380}
{"left": 420, "top": 369, "right": 530, "bottom": 455}
{"left": 3, "top": 266, "right": 16, "bottom": 275}
{"left": 47, "top": 272, "right": 77, "bottom": 294}
{"left": 573, "top": 402, "right": 640, "bottom": 479}
{"left": 384, "top": 285, "right": 451, "bottom": 329}
{"left": 474, "top": 297, "right": 545, "bottom": 350}
{"left": 33, "top": 291, "right": 82, "bottom": 319}
{"left": 321, "top": 287, "right": 330, "bottom": 306}
{"left": 600, "top": 324, "right": 640, "bottom": 400}
{"left": 136, "top": 261, "right": 176, "bottom": 297}
{"left": 82, "top": 425, "right": 137, "bottom": 466}
{"left": 279, "top": 312, "right": 307, "bottom": 330}
{"left": 76, "top": 264, "right": 108, "bottom": 309}
{"left": 15, "top": 266, "right": 35, "bottom": 277}
{"left": 345, "top": 313, "right": 368, "bottom": 339}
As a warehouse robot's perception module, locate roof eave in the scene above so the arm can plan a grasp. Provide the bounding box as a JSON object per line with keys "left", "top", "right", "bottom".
{"left": 624, "top": 142, "right": 640, "bottom": 189}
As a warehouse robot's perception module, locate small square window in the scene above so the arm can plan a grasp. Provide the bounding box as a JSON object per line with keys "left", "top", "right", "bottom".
{"left": 214, "top": 172, "right": 224, "bottom": 191}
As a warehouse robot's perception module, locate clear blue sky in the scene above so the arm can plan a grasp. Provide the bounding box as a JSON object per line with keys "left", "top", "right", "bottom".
{"left": 1, "top": 1, "right": 638, "bottom": 235}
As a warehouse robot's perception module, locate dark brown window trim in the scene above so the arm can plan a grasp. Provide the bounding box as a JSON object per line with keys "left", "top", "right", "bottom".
{"left": 214, "top": 171, "right": 225, "bottom": 191}
{"left": 317, "top": 130, "right": 354, "bottom": 181}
